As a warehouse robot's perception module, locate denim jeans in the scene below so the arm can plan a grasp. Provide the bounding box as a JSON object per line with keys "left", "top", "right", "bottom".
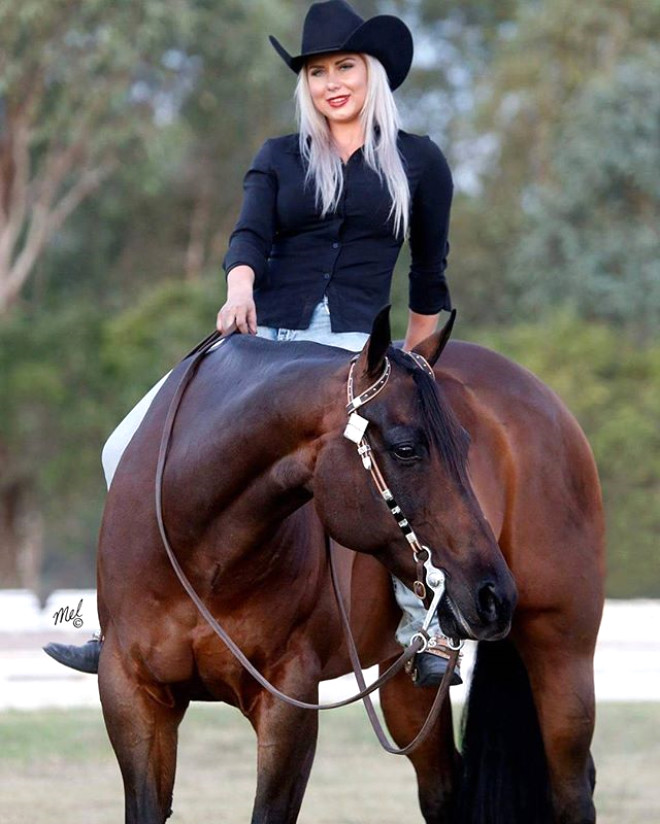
{"left": 257, "top": 298, "right": 369, "bottom": 352}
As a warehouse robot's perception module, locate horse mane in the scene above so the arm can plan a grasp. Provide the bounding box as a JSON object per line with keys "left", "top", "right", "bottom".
{"left": 389, "top": 348, "right": 471, "bottom": 487}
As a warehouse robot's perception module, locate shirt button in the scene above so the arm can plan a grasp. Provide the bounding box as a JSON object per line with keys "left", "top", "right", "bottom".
{"left": 332, "top": 242, "right": 339, "bottom": 249}
{"left": 323, "top": 272, "right": 330, "bottom": 280}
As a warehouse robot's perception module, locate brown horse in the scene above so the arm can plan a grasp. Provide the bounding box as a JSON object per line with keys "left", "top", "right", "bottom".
{"left": 96, "top": 310, "right": 603, "bottom": 824}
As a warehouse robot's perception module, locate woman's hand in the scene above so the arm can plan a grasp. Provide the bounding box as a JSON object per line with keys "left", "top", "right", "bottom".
{"left": 217, "top": 266, "right": 258, "bottom": 335}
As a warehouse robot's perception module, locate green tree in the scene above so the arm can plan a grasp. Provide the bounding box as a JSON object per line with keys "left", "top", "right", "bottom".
{"left": 512, "top": 51, "right": 660, "bottom": 338}
{"left": 0, "top": 276, "right": 219, "bottom": 591}
{"left": 446, "top": 0, "right": 660, "bottom": 325}
{"left": 0, "top": 0, "right": 198, "bottom": 586}
{"left": 0, "top": 0, "right": 293, "bottom": 587}
{"left": 0, "top": 0, "right": 203, "bottom": 315}
{"left": 140, "top": 0, "right": 304, "bottom": 282}
{"left": 0, "top": 301, "right": 110, "bottom": 588}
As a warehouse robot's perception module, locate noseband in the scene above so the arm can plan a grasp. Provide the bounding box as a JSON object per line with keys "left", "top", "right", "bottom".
{"left": 344, "top": 352, "right": 459, "bottom": 653}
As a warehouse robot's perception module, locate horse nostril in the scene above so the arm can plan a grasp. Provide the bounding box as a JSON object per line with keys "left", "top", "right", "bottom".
{"left": 477, "top": 582, "right": 501, "bottom": 623}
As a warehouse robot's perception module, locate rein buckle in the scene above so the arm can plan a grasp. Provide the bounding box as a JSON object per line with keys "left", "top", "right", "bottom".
{"left": 413, "top": 580, "right": 427, "bottom": 599}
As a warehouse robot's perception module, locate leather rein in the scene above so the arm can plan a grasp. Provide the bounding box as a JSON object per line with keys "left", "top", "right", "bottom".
{"left": 154, "top": 331, "right": 460, "bottom": 755}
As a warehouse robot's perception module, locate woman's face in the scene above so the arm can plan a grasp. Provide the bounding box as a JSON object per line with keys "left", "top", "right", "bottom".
{"left": 305, "top": 53, "right": 368, "bottom": 128}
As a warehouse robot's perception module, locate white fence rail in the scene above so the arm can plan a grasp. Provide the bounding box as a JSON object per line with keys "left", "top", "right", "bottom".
{"left": 0, "top": 591, "right": 658, "bottom": 710}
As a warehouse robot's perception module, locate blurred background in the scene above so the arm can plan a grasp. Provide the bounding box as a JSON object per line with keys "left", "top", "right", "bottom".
{"left": 0, "top": 0, "right": 658, "bottom": 601}
{"left": 1, "top": 4, "right": 658, "bottom": 822}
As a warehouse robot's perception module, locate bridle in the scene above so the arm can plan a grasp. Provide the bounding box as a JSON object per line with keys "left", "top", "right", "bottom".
{"left": 345, "top": 352, "right": 462, "bottom": 653}
{"left": 153, "top": 331, "right": 461, "bottom": 755}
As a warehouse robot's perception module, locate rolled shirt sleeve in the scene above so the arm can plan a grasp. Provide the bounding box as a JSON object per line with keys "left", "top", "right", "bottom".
{"left": 408, "top": 138, "right": 454, "bottom": 315}
{"left": 223, "top": 140, "right": 277, "bottom": 288}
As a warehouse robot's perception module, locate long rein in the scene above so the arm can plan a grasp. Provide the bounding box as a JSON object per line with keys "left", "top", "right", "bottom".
{"left": 154, "top": 331, "right": 460, "bottom": 755}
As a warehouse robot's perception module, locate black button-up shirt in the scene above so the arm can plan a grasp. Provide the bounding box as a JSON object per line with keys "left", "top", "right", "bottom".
{"left": 223, "top": 131, "right": 453, "bottom": 333}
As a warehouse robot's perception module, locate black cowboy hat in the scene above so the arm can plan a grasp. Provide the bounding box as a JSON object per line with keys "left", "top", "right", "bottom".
{"left": 269, "top": 0, "right": 413, "bottom": 91}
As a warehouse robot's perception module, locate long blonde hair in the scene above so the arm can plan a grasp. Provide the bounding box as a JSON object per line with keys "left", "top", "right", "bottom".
{"left": 295, "top": 54, "right": 410, "bottom": 238}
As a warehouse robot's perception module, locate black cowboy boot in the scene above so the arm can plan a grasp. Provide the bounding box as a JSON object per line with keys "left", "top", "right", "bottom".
{"left": 43, "top": 636, "right": 102, "bottom": 674}
{"left": 411, "top": 639, "right": 462, "bottom": 687}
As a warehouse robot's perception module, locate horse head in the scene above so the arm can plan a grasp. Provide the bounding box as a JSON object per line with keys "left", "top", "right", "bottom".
{"left": 312, "top": 307, "right": 517, "bottom": 642}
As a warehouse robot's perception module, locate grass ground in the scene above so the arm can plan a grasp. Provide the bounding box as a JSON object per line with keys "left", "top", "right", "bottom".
{"left": 1, "top": 702, "right": 658, "bottom": 823}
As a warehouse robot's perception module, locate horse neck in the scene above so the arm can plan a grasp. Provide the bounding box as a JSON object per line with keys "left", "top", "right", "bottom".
{"left": 170, "top": 349, "right": 348, "bottom": 565}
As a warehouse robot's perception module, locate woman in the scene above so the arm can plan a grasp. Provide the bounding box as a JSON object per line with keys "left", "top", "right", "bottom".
{"left": 46, "top": 0, "right": 460, "bottom": 687}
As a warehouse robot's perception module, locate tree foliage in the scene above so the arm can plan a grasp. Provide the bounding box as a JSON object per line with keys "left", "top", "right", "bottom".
{"left": 0, "top": 277, "right": 219, "bottom": 590}
{"left": 512, "top": 51, "right": 660, "bottom": 337}
{"left": 0, "top": 0, "right": 203, "bottom": 314}
{"left": 446, "top": 0, "right": 660, "bottom": 326}
{"left": 0, "top": 0, "right": 293, "bottom": 587}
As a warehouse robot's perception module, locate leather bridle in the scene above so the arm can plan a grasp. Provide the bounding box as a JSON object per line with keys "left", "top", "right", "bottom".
{"left": 344, "top": 352, "right": 458, "bottom": 649}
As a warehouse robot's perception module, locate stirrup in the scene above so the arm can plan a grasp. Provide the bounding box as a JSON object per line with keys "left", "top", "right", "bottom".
{"left": 406, "top": 637, "right": 463, "bottom": 687}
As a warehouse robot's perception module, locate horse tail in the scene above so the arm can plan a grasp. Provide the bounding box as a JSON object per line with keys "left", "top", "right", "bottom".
{"left": 455, "top": 639, "right": 554, "bottom": 824}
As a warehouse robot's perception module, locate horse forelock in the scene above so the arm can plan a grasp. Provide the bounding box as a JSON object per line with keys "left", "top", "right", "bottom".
{"left": 389, "top": 348, "right": 470, "bottom": 486}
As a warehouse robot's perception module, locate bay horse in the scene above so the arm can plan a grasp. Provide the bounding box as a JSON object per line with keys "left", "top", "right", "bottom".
{"left": 96, "top": 309, "right": 604, "bottom": 824}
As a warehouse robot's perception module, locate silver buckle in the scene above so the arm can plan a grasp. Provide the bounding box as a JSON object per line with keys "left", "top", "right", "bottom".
{"left": 410, "top": 631, "right": 430, "bottom": 653}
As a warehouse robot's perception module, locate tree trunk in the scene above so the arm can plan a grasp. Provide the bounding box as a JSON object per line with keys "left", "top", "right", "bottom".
{"left": 0, "top": 447, "right": 43, "bottom": 591}
{"left": 185, "top": 190, "right": 212, "bottom": 281}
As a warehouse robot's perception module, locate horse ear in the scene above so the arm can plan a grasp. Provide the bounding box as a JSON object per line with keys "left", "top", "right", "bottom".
{"left": 356, "top": 305, "right": 392, "bottom": 377}
{"left": 412, "top": 309, "right": 456, "bottom": 367}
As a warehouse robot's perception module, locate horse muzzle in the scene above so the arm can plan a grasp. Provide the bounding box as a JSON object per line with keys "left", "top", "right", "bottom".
{"left": 439, "top": 573, "right": 517, "bottom": 642}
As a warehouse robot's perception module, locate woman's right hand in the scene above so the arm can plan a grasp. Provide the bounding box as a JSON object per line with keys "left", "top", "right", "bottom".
{"left": 217, "top": 266, "right": 258, "bottom": 335}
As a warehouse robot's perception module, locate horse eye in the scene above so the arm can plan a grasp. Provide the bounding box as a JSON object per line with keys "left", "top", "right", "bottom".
{"left": 391, "top": 444, "right": 419, "bottom": 462}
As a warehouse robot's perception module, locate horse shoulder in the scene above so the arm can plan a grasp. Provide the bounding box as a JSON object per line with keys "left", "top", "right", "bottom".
{"left": 437, "top": 341, "right": 605, "bottom": 612}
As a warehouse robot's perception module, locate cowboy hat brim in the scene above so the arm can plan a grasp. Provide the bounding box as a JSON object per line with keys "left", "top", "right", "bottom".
{"left": 269, "top": 14, "right": 413, "bottom": 91}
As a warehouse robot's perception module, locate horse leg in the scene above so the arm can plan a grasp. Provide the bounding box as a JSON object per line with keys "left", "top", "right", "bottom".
{"left": 515, "top": 617, "right": 598, "bottom": 824}
{"left": 379, "top": 659, "right": 460, "bottom": 824}
{"left": 98, "top": 634, "right": 189, "bottom": 824}
{"left": 247, "top": 665, "right": 320, "bottom": 824}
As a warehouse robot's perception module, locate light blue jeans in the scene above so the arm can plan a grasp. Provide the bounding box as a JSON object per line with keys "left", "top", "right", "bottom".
{"left": 257, "top": 297, "right": 369, "bottom": 352}
{"left": 101, "top": 300, "right": 439, "bottom": 646}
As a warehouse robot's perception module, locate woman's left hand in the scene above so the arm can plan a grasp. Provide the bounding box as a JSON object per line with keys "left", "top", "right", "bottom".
{"left": 217, "top": 266, "right": 258, "bottom": 335}
{"left": 216, "top": 296, "right": 257, "bottom": 335}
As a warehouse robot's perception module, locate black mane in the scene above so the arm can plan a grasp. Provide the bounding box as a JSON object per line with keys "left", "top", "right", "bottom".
{"left": 389, "top": 348, "right": 470, "bottom": 486}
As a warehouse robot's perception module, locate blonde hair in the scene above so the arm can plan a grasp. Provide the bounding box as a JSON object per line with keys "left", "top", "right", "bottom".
{"left": 295, "top": 54, "right": 410, "bottom": 238}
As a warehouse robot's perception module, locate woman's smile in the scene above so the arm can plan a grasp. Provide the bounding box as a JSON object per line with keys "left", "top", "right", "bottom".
{"left": 306, "top": 52, "right": 367, "bottom": 126}
{"left": 327, "top": 94, "right": 350, "bottom": 108}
